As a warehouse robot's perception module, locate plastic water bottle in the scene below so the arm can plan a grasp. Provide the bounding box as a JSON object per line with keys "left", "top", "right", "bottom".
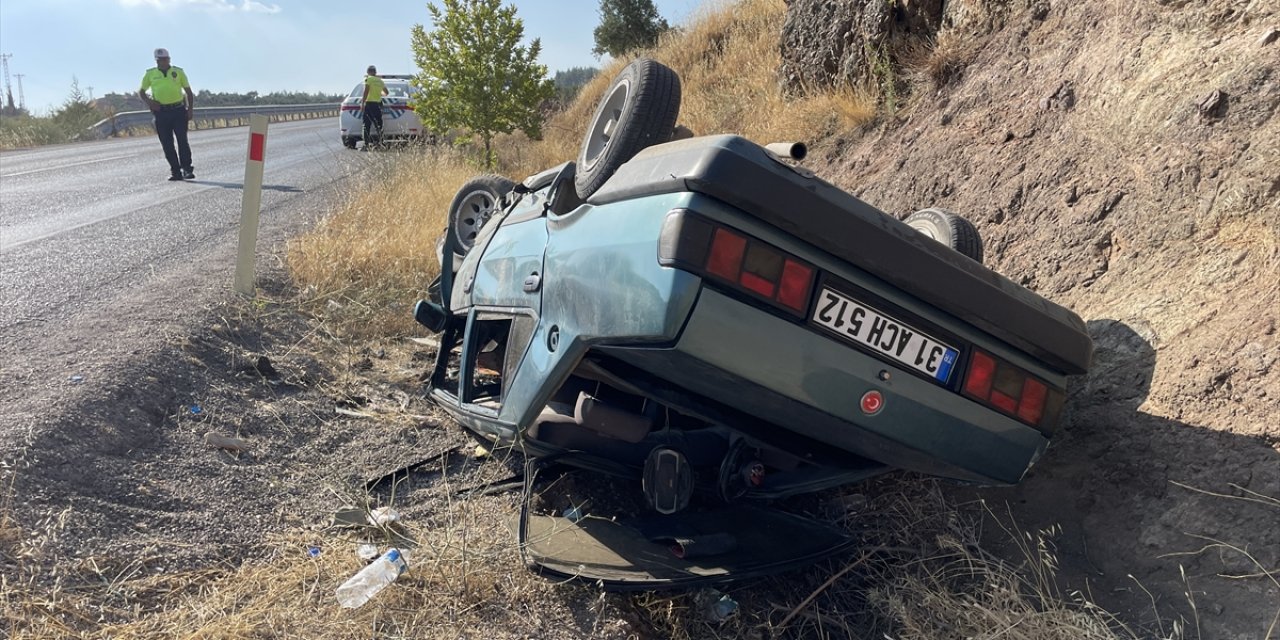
{"left": 335, "top": 548, "right": 408, "bottom": 608}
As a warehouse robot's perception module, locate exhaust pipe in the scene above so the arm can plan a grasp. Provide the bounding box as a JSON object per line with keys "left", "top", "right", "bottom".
{"left": 765, "top": 141, "right": 807, "bottom": 161}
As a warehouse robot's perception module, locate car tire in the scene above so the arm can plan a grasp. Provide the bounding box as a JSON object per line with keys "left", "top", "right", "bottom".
{"left": 449, "top": 174, "right": 516, "bottom": 254}
{"left": 342, "top": 137, "right": 358, "bottom": 149}
{"left": 574, "top": 58, "right": 682, "bottom": 200}
{"left": 904, "top": 208, "right": 984, "bottom": 264}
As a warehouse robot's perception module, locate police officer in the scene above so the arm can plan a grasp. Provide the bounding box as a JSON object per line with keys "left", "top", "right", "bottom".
{"left": 139, "top": 48, "right": 196, "bottom": 181}
{"left": 359, "top": 65, "right": 389, "bottom": 151}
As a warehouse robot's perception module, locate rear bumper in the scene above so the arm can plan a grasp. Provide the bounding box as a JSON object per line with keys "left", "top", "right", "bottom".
{"left": 603, "top": 288, "right": 1048, "bottom": 485}
{"left": 590, "top": 135, "right": 1093, "bottom": 375}
{"left": 339, "top": 109, "right": 424, "bottom": 140}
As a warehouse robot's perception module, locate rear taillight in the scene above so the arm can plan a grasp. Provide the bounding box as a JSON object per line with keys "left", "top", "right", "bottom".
{"left": 707, "top": 228, "right": 746, "bottom": 281}
{"left": 1018, "top": 377, "right": 1048, "bottom": 425}
{"left": 777, "top": 260, "right": 814, "bottom": 313}
{"left": 962, "top": 348, "right": 1063, "bottom": 431}
{"left": 659, "top": 211, "right": 816, "bottom": 317}
{"left": 962, "top": 350, "right": 996, "bottom": 398}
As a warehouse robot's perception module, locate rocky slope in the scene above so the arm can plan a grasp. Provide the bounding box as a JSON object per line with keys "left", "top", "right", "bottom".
{"left": 784, "top": 0, "right": 1279, "bottom": 635}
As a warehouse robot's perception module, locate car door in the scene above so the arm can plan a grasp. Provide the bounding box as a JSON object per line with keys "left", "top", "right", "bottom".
{"left": 432, "top": 195, "right": 550, "bottom": 446}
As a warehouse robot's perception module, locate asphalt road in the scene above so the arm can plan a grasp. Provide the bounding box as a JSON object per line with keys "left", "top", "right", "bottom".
{"left": 0, "top": 118, "right": 367, "bottom": 416}
{"left": 0, "top": 118, "right": 360, "bottom": 323}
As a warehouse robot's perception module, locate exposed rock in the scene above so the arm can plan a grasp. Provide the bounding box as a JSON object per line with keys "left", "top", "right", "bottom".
{"left": 204, "top": 431, "right": 250, "bottom": 454}
{"left": 1030, "top": 0, "right": 1051, "bottom": 21}
{"left": 1197, "top": 89, "right": 1229, "bottom": 119}
{"left": 779, "top": 0, "right": 943, "bottom": 94}
{"left": 1260, "top": 27, "right": 1279, "bottom": 47}
{"left": 1039, "top": 80, "right": 1077, "bottom": 111}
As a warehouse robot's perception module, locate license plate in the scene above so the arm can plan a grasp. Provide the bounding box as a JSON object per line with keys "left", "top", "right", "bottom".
{"left": 813, "top": 287, "right": 959, "bottom": 383}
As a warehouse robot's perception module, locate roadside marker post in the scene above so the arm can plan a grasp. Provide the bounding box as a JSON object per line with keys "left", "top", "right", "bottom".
{"left": 234, "top": 114, "right": 269, "bottom": 295}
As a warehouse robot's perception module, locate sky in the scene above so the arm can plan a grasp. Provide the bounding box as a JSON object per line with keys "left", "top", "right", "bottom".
{"left": 0, "top": 0, "right": 706, "bottom": 115}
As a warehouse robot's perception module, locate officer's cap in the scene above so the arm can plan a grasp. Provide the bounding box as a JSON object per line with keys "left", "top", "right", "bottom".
{"left": 154, "top": 48, "right": 170, "bottom": 59}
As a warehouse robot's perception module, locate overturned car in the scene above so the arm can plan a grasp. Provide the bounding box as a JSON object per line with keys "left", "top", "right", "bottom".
{"left": 413, "top": 59, "right": 1093, "bottom": 588}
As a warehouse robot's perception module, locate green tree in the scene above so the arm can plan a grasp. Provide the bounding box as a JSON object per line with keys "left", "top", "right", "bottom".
{"left": 592, "top": 0, "right": 670, "bottom": 58}
{"left": 410, "top": 0, "right": 555, "bottom": 168}
{"left": 552, "top": 66, "right": 599, "bottom": 105}
{"left": 54, "top": 77, "right": 104, "bottom": 139}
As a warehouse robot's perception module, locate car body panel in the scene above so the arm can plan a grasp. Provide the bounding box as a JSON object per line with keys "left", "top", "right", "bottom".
{"left": 460, "top": 193, "right": 703, "bottom": 433}
{"left": 591, "top": 135, "right": 1093, "bottom": 376}
{"left": 520, "top": 503, "right": 856, "bottom": 590}
{"left": 420, "top": 133, "right": 1094, "bottom": 587}
{"left": 606, "top": 288, "right": 1049, "bottom": 484}
{"left": 436, "top": 180, "right": 1058, "bottom": 484}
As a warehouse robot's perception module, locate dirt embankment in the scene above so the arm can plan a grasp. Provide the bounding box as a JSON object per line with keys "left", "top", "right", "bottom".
{"left": 787, "top": 0, "right": 1278, "bottom": 634}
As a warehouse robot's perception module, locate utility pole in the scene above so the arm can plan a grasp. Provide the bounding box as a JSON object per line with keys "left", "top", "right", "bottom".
{"left": 15, "top": 73, "right": 26, "bottom": 110}
{"left": 0, "top": 53, "right": 14, "bottom": 111}
{"left": 86, "top": 85, "right": 94, "bottom": 102}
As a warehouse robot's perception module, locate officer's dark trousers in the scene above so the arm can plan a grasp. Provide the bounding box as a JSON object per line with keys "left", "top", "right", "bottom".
{"left": 154, "top": 106, "right": 193, "bottom": 174}
{"left": 362, "top": 102, "right": 383, "bottom": 146}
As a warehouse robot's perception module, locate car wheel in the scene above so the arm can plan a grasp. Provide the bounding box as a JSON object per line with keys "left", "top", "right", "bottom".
{"left": 574, "top": 58, "right": 682, "bottom": 200}
{"left": 449, "top": 174, "right": 516, "bottom": 254}
{"left": 342, "top": 137, "right": 358, "bottom": 149}
{"left": 905, "top": 208, "right": 984, "bottom": 264}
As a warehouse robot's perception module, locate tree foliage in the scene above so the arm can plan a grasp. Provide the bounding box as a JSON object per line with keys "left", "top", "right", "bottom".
{"left": 96, "top": 89, "right": 342, "bottom": 114}
{"left": 552, "top": 66, "right": 599, "bottom": 105}
{"left": 53, "top": 77, "right": 103, "bottom": 135}
{"left": 410, "top": 0, "right": 554, "bottom": 168}
{"left": 1, "top": 77, "right": 106, "bottom": 148}
{"left": 592, "top": 0, "right": 670, "bottom": 58}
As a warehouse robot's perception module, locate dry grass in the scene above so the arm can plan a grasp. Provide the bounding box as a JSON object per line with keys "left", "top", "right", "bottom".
{"left": 902, "top": 30, "right": 984, "bottom": 92}
{"left": 851, "top": 486, "right": 1134, "bottom": 640}
{"left": 285, "top": 147, "right": 473, "bottom": 338}
{"left": 0, "top": 472, "right": 1140, "bottom": 639}
{"left": 0, "top": 0, "right": 1170, "bottom": 638}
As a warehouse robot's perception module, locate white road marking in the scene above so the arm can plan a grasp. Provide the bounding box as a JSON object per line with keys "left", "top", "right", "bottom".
{"left": 1, "top": 154, "right": 137, "bottom": 178}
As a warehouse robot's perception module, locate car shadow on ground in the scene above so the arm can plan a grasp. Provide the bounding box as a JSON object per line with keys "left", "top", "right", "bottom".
{"left": 959, "top": 319, "right": 1279, "bottom": 638}
{"left": 191, "top": 180, "right": 303, "bottom": 193}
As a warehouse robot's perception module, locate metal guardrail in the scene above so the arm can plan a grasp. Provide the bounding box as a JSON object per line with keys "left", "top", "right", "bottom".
{"left": 87, "top": 103, "right": 339, "bottom": 138}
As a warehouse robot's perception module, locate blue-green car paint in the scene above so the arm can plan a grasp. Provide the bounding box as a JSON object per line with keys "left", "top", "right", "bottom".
{"left": 424, "top": 135, "right": 1091, "bottom": 492}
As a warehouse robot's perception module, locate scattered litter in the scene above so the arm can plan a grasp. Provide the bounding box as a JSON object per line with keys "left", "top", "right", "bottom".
{"left": 369, "top": 506, "right": 401, "bottom": 526}
{"left": 563, "top": 506, "right": 585, "bottom": 523}
{"left": 326, "top": 299, "right": 344, "bottom": 311}
{"left": 335, "top": 406, "right": 375, "bottom": 418}
{"left": 69, "top": 375, "right": 84, "bottom": 384}
{"left": 473, "top": 444, "right": 491, "bottom": 458}
{"left": 336, "top": 548, "right": 408, "bottom": 608}
{"left": 332, "top": 506, "right": 368, "bottom": 529}
{"left": 407, "top": 336, "right": 440, "bottom": 347}
{"left": 190, "top": 405, "right": 203, "bottom": 415}
{"left": 357, "top": 543, "right": 379, "bottom": 561}
{"left": 307, "top": 546, "right": 322, "bottom": 558}
{"left": 203, "top": 431, "right": 250, "bottom": 454}
{"left": 695, "top": 589, "right": 739, "bottom": 623}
